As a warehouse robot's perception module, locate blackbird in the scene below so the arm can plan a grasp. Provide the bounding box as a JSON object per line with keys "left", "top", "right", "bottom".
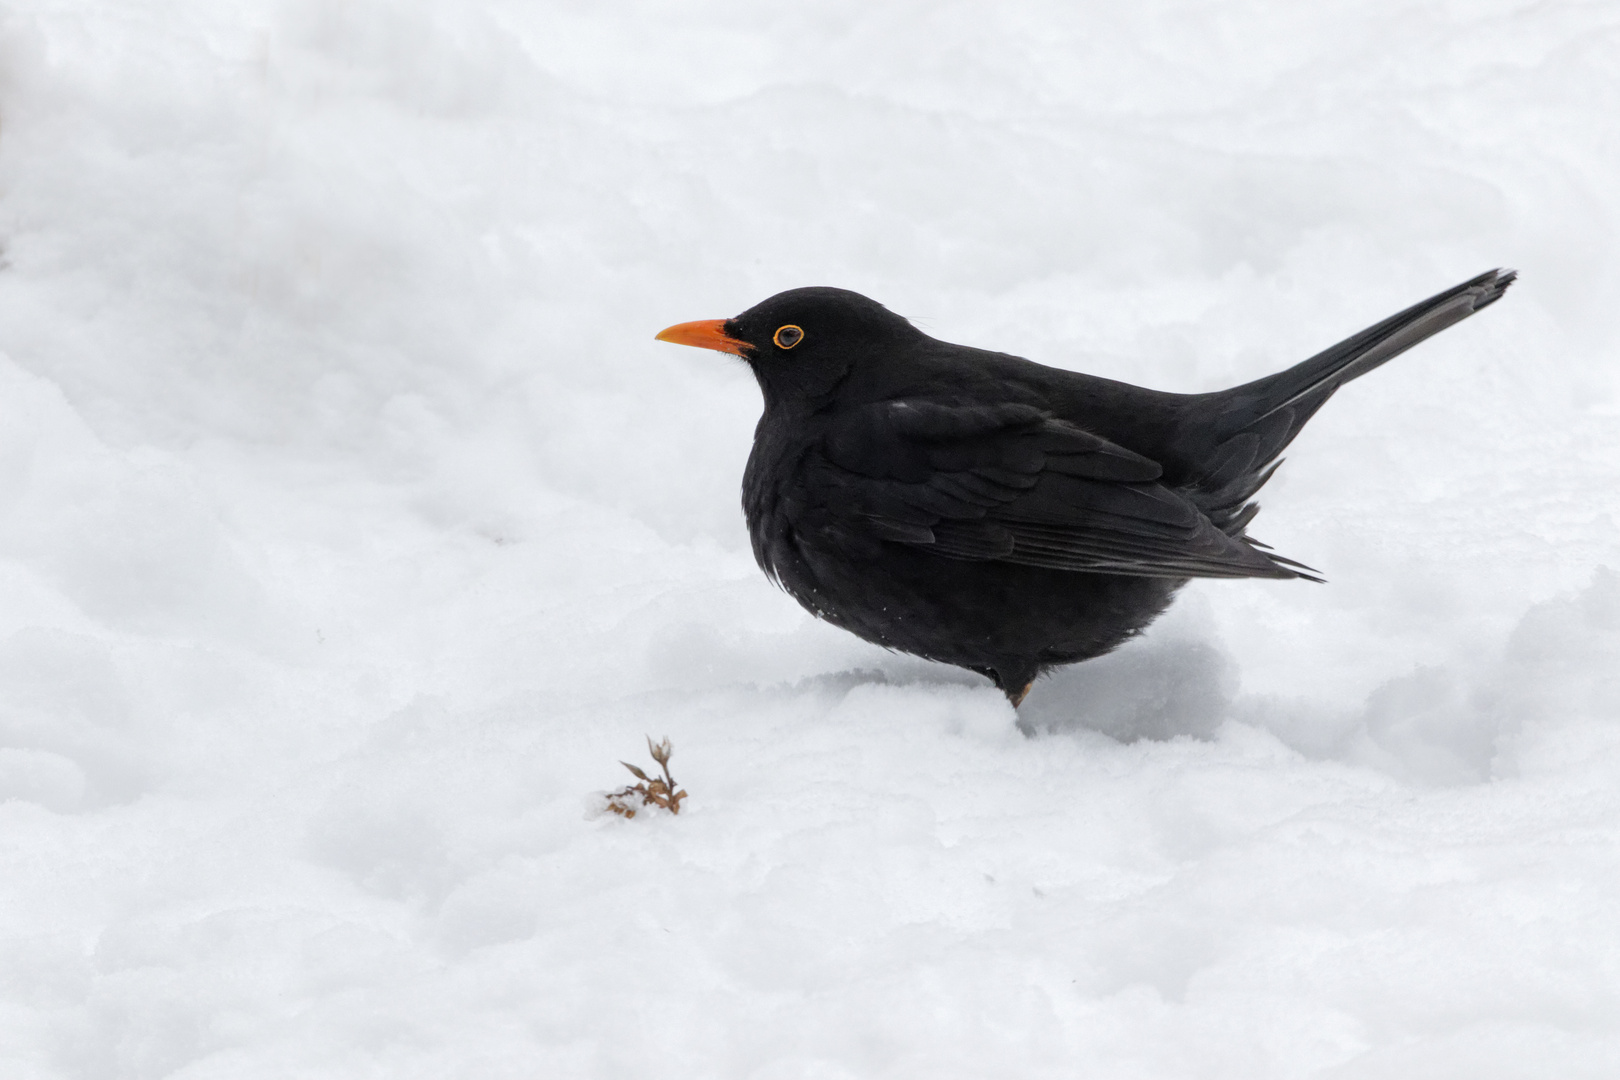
{"left": 656, "top": 269, "right": 1515, "bottom": 706}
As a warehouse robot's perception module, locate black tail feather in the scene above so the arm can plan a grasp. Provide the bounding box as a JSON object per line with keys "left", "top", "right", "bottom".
{"left": 1241, "top": 267, "right": 1515, "bottom": 432}
{"left": 1186, "top": 268, "right": 1515, "bottom": 536}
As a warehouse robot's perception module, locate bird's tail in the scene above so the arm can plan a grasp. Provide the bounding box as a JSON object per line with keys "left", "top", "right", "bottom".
{"left": 1182, "top": 268, "right": 1515, "bottom": 532}
{"left": 1222, "top": 267, "right": 1514, "bottom": 438}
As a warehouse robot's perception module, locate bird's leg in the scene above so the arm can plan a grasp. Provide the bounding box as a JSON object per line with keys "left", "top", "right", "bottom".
{"left": 975, "top": 664, "right": 1037, "bottom": 707}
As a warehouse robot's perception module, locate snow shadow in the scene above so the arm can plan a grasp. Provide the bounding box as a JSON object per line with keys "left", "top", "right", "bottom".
{"left": 1353, "top": 566, "right": 1620, "bottom": 783}
{"left": 1017, "top": 636, "right": 1237, "bottom": 742}
{"left": 1019, "top": 567, "right": 1620, "bottom": 779}
{"left": 1243, "top": 568, "right": 1620, "bottom": 785}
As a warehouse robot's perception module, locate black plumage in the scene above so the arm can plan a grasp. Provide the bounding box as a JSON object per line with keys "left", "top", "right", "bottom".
{"left": 657, "top": 269, "right": 1515, "bottom": 705}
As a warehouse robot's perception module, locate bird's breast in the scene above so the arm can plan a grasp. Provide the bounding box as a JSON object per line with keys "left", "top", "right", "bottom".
{"left": 741, "top": 415, "right": 836, "bottom": 602}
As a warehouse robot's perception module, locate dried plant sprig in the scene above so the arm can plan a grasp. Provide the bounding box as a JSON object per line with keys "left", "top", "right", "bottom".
{"left": 604, "top": 736, "right": 688, "bottom": 818}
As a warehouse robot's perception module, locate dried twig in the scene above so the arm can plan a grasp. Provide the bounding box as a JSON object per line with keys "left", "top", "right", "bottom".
{"left": 604, "top": 736, "right": 688, "bottom": 818}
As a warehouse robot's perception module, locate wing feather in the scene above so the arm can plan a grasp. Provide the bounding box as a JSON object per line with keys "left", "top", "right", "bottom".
{"left": 814, "top": 399, "right": 1314, "bottom": 581}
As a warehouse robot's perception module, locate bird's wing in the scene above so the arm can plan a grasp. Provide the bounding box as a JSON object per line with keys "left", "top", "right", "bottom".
{"left": 807, "top": 400, "right": 1312, "bottom": 580}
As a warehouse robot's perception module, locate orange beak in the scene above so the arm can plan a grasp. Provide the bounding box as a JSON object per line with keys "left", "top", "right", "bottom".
{"left": 654, "top": 319, "right": 750, "bottom": 356}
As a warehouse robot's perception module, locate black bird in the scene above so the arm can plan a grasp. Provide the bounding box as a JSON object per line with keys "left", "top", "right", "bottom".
{"left": 657, "top": 269, "right": 1515, "bottom": 706}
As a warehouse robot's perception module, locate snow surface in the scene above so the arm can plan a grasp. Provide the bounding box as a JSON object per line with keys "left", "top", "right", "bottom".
{"left": 1, "top": 0, "right": 1619, "bottom": 1076}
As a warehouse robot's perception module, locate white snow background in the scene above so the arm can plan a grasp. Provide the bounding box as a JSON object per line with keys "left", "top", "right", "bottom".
{"left": 1, "top": 1, "right": 1619, "bottom": 1076}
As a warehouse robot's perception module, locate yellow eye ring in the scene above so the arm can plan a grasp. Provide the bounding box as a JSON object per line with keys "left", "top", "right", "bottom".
{"left": 773, "top": 324, "right": 805, "bottom": 349}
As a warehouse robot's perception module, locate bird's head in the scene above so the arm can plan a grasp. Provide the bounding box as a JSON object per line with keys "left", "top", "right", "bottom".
{"left": 656, "top": 287, "right": 924, "bottom": 402}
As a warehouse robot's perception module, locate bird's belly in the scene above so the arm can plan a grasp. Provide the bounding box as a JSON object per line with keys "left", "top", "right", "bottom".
{"left": 772, "top": 532, "right": 1184, "bottom": 673}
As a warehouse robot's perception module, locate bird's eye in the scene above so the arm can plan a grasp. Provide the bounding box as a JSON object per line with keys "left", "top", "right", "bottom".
{"left": 773, "top": 324, "right": 804, "bottom": 349}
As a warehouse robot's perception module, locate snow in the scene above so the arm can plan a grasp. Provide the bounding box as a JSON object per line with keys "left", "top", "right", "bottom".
{"left": 1, "top": 0, "right": 1618, "bottom": 1075}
